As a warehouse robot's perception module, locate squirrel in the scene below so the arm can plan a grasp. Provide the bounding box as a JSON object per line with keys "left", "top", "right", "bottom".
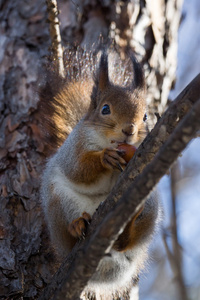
{"left": 40, "top": 47, "right": 160, "bottom": 300}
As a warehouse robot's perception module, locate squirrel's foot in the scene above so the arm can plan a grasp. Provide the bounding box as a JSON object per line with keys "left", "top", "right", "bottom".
{"left": 68, "top": 212, "right": 91, "bottom": 239}
{"left": 101, "top": 148, "right": 127, "bottom": 172}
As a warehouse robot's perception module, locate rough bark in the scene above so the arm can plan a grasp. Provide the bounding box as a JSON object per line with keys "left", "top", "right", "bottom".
{"left": 0, "top": 0, "right": 183, "bottom": 299}
{"left": 0, "top": 1, "right": 54, "bottom": 299}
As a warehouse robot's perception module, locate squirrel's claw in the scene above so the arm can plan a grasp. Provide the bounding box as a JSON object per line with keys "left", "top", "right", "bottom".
{"left": 101, "top": 148, "right": 127, "bottom": 171}
{"left": 68, "top": 212, "right": 91, "bottom": 239}
{"left": 81, "top": 231, "right": 86, "bottom": 240}
{"left": 116, "top": 149, "right": 126, "bottom": 156}
{"left": 82, "top": 212, "right": 92, "bottom": 224}
{"left": 116, "top": 163, "right": 124, "bottom": 172}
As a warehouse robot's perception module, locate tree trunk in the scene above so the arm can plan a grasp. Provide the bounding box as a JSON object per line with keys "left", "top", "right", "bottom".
{"left": 0, "top": 0, "right": 182, "bottom": 298}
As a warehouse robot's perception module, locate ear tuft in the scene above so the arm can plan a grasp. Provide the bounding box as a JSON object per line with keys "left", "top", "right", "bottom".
{"left": 129, "top": 51, "right": 145, "bottom": 90}
{"left": 97, "top": 51, "right": 109, "bottom": 91}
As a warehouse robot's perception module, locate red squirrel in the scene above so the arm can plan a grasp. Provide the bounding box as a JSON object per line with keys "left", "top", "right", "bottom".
{"left": 40, "top": 48, "right": 160, "bottom": 300}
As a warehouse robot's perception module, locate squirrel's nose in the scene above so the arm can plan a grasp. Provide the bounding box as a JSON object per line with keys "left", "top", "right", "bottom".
{"left": 122, "top": 123, "right": 136, "bottom": 136}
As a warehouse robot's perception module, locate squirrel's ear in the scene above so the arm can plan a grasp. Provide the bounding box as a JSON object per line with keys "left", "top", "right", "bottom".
{"left": 129, "top": 52, "right": 145, "bottom": 91}
{"left": 97, "top": 51, "right": 109, "bottom": 91}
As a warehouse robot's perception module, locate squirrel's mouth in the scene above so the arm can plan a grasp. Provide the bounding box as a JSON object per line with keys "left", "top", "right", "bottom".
{"left": 110, "top": 140, "right": 133, "bottom": 146}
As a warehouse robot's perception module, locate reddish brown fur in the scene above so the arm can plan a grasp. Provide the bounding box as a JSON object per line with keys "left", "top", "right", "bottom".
{"left": 67, "top": 149, "right": 110, "bottom": 184}
{"left": 38, "top": 79, "right": 93, "bottom": 156}
{"left": 113, "top": 203, "right": 156, "bottom": 252}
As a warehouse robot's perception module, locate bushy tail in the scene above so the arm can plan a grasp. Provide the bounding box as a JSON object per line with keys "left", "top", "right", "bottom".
{"left": 38, "top": 48, "right": 96, "bottom": 156}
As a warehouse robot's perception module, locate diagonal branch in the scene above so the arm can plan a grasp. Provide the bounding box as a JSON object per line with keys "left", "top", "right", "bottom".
{"left": 39, "top": 73, "right": 200, "bottom": 300}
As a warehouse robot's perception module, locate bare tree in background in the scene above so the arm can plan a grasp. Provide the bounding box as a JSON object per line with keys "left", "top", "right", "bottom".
{"left": 0, "top": 0, "right": 187, "bottom": 299}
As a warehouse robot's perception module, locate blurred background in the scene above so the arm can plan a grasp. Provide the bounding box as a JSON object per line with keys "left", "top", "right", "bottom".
{"left": 141, "top": 0, "right": 200, "bottom": 299}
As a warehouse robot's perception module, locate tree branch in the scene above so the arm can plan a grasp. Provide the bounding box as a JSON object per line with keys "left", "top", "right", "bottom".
{"left": 46, "top": 0, "right": 64, "bottom": 77}
{"left": 163, "top": 162, "right": 189, "bottom": 300}
{"left": 39, "top": 73, "right": 200, "bottom": 300}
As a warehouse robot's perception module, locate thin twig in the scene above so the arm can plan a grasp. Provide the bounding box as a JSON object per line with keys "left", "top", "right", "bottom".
{"left": 162, "top": 230, "right": 174, "bottom": 267}
{"left": 170, "top": 162, "right": 189, "bottom": 300}
{"left": 46, "top": 0, "right": 65, "bottom": 77}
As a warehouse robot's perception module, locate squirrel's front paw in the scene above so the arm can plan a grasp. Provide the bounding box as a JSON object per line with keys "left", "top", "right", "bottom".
{"left": 68, "top": 212, "right": 91, "bottom": 239}
{"left": 101, "top": 148, "right": 127, "bottom": 172}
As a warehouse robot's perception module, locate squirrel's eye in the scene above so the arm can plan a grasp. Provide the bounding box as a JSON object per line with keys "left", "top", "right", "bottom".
{"left": 101, "top": 104, "right": 111, "bottom": 115}
{"left": 143, "top": 113, "right": 147, "bottom": 122}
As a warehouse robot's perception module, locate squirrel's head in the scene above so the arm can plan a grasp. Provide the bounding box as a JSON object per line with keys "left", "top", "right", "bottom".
{"left": 85, "top": 50, "right": 147, "bottom": 148}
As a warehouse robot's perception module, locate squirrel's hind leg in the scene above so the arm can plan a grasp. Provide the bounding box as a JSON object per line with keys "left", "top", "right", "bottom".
{"left": 45, "top": 194, "right": 77, "bottom": 257}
